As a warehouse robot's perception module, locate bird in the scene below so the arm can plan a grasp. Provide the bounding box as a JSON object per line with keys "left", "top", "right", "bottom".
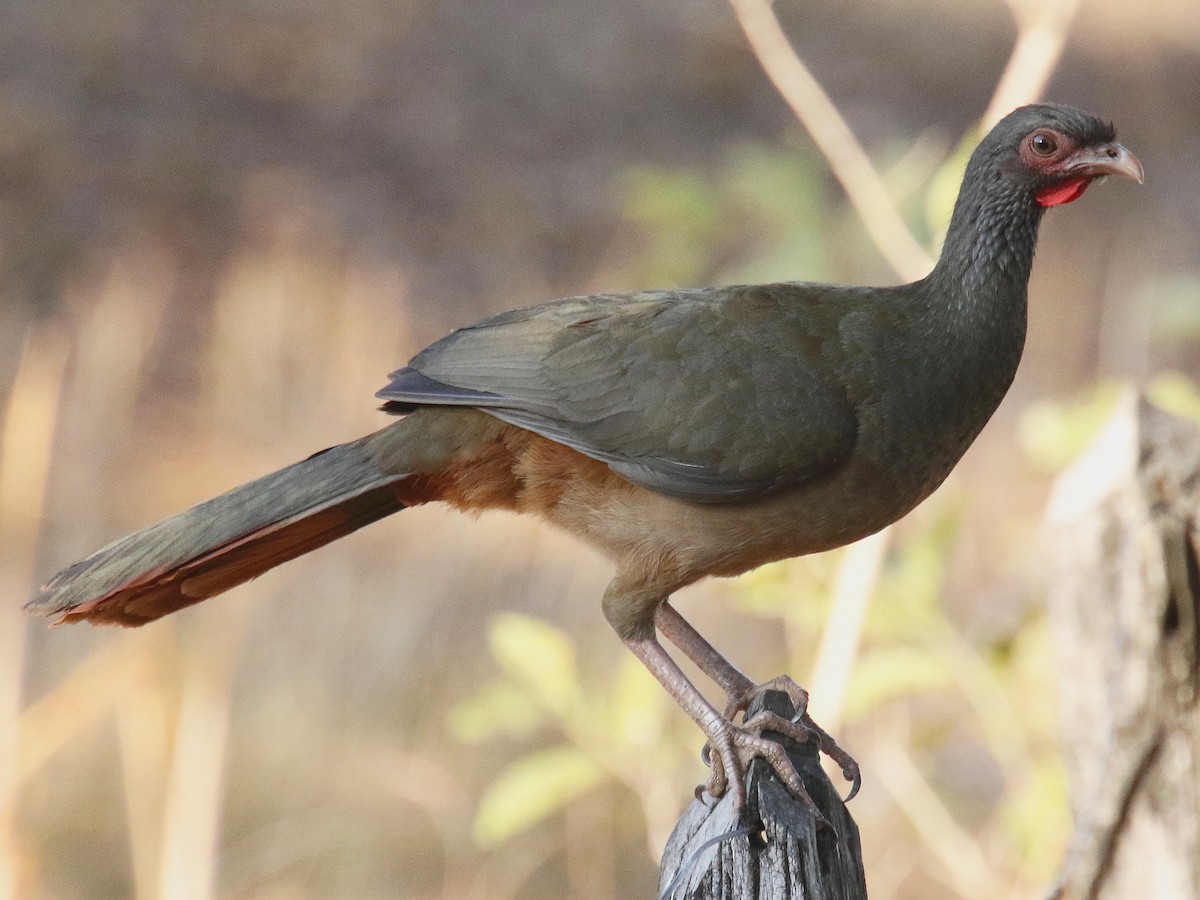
{"left": 28, "top": 103, "right": 1142, "bottom": 813}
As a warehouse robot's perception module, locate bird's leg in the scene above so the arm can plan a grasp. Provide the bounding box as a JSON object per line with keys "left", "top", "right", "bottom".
{"left": 602, "top": 578, "right": 822, "bottom": 814}
{"left": 654, "top": 602, "right": 861, "bottom": 801}
{"left": 624, "top": 635, "right": 822, "bottom": 817}
{"left": 654, "top": 601, "right": 755, "bottom": 700}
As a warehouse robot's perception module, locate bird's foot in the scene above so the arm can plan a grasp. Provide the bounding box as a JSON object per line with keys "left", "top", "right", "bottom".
{"left": 720, "top": 674, "right": 861, "bottom": 803}
{"left": 698, "top": 712, "right": 826, "bottom": 820}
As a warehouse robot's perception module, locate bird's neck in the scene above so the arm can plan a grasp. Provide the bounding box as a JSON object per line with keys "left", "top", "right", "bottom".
{"left": 923, "top": 174, "right": 1045, "bottom": 324}
{"left": 907, "top": 173, "right": 1046, "bottom": 418}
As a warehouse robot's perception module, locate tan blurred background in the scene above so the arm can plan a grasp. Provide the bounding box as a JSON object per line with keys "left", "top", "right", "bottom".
{"left": 1, "top": 0, "right": 1198, "bottom": 897}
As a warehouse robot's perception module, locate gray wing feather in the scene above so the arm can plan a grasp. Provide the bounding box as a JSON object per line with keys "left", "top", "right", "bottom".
{"left": 377, "top": 286, "right": 858, "bottom": 502}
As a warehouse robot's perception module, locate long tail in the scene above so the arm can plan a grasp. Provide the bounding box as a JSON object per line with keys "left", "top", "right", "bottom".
{"left": 27, "top": 420, "right": 424, "bottom": 627}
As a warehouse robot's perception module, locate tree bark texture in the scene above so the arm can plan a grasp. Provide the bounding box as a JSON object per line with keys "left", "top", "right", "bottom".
{"left": 658, "top": 690, "right": 868, "bottom": 900}
{"left": 1045, "top": 393, "right": 1200, "bottom": 899}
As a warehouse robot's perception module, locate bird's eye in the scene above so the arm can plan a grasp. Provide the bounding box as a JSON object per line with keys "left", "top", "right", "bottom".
{"left": 1030, "top": 132, "right": 1058, "bottom": 156}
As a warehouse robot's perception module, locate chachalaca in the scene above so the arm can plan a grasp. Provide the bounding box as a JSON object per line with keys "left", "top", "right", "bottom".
{"left": 28, "top": 104, "right": 1143, "bottom": 812}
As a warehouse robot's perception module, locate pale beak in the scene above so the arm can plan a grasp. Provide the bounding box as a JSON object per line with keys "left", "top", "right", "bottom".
{"left": 1066, "top": 141, "right": 1145, "bottom": 184}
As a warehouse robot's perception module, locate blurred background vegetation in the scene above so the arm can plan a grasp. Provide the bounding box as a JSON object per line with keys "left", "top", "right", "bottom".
{"left": 1, "top": 0, "right": 1197, "bottom": 897}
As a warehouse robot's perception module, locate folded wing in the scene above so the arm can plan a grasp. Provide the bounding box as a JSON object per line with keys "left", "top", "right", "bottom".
{"left": 377, "top": 285, "right": 858, "bottom": 502}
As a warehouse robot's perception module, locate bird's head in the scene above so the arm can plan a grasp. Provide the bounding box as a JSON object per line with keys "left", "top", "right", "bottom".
{"left": 977, "top": 103, "right": 1143, "bottom": 208}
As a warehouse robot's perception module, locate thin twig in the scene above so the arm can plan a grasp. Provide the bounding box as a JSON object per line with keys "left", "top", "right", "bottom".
{"left": 157, "top": 614, "right": 248, "bottom": 900}
{"left": 14, "top": 636, "right": 148, "bottom": 782}
{"left": 870, "top": 741, "right": 1009, "bottom": 899}
{"left": 116, "top": 642, "right": 172, "bottom": 900}
{"left": 726, "top": 0, "right": 934, "bottom": 281}
{"left": 806, "top": 529, "right": 889, "bottom": 732}
{"left": 0, "top": 326, "right": 68, "bottom": 900}
{"left": 983, "top": 0, "right": 1086, "bottom": 129}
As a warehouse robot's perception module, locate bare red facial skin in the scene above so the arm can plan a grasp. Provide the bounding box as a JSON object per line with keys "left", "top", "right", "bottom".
{"left": 1036, "top": 176, "right": 1090, "bottom": 207}
{"left": 1019, "top": 128, "right": 1090, "bottom": 206}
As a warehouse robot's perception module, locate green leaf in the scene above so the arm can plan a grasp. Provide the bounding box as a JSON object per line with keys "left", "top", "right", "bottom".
{"left": 999, "top": 757, "right": 1070, "bottom": 880}
{"left": 488, "top": 614, "right": 581, "bottom": 714}
{"left": 868, "top": 537, "right": 948, "bottom": 638}
{"left": 1145, "top": 273, "right": 1200, "bottom": 344}
{"left": 621, "top": 165, "right": 723, "bottom": 284}
{"left": 732, "top": 557, "right": 832, "bottom": 624}
{"left": 1148, "top": 371, "right": 1200, "bottom": 423}
{"left": 843, "top": 646, "right": 952, "bottom": 717}
{"left": 473, "top": 746, "right": 608, "bottom": 847}
{"left": 1017, "top": 384, "right": 1122, "bottom": 473}
{"left": 448, "top": 681, "right": 547, "bottom": 744}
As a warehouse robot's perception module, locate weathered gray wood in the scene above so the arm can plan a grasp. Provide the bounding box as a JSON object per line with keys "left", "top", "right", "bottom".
{"left": 1044, "top": 393, "right": 1200, "bottom": 899}
{"left": 658, "top": 690, "right": 867, "bottom": 899}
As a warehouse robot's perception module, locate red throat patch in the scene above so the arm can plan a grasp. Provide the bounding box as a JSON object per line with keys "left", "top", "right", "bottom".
{"left": 1036, "top": 176, "right": 1091, "bottom": 207}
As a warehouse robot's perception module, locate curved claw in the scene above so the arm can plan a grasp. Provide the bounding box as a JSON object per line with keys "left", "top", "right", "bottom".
{"left": 843, "top": 769, "right": 862, "bottom": 803}
{"left": 793, "top": 710, "right": 861, "bottom": 802}
{"left": 723, "top": 674, "right": 863, "bottom": 804}
{"left": 705, "top": 721, "right": 746, "bottom": 811}
{"left": 696, "top": 715, "right": 828, "bottom": 821}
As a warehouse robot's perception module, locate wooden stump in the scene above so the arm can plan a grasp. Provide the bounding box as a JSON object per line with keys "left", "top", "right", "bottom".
{"left": 1045, "top": 393, "right": 1200, "bottom": 898}
{"left": 658, "top": 690, "right": 867, "bottom": 899}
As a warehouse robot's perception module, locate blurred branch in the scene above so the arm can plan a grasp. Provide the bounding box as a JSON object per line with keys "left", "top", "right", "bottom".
{"left": 366, "top": 744, "right": 476, "bottom": 900}
{"left": 468, "top": 828, "right": 567, "bottom": 900}
{"left": 216, "top": 738, "right": 474, "bottom": 898}
{"left": 870, "top": 740, "right": 1008, "bottom": 899}
{"left": 983, "top": 0, "right": 1086, "bottom": 129}
{"left": 726, "top": 0, "right": 1084, "bottom": 270}
{"left": 806, "top": 529, "right": 889, "bottom": 732}
{"left": 726, "top": 0, "right": 934, "bottom": 281}
{"left": 116, "top": 649, "right": 174, "bottom": 900}
{"left": 157, "top": 616, "right": 247, "bottom": 900}
{"left": 15, "top": 636, "right": 150, "bottom": 782}
{"left": 0, "top": 325, "right": 68, "bottom": 900}
{"left": 924, "top": 619, "right": 1038, "bottom": 787}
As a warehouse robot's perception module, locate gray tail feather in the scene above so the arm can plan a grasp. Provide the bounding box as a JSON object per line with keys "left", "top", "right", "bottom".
{"left": 26, "top": 429, "right": 410, "bottom": 626}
